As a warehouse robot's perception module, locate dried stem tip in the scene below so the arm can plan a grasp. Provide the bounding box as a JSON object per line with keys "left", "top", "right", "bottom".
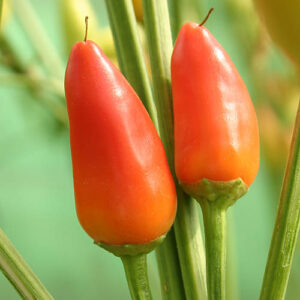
{"left": 84, "top": 16, "right": 89, "bottom": 42}
{"left": 199, "top": 8, "right": 214, "bottom": 27}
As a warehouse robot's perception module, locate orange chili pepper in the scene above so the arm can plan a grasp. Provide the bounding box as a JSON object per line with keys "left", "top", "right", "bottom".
{"left": 171, "top": 18, "right": 260, "bottom": 188}
{"left": 171, "top": 14, "right": 260, "bottom": 299}
{"left": 64, "top": 32, "right": 176, "bottom": 246}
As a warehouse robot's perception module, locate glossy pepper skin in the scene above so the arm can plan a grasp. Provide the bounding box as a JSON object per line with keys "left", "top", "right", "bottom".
{"left": 65, "top": 40, "right": 176, "bottom": 245}
{"left": 171, "top": 22, "right": 260, "bottom": 187}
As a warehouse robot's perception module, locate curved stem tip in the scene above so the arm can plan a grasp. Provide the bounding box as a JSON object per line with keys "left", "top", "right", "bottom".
{"left": 199, "top": 8, "right": 214, "bottom": 27}
{"left": 84, "top": 16, "right": 88, "bottom": 42}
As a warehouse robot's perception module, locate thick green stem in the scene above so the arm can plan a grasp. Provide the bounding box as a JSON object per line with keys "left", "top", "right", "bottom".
{"left": 201, "top": 202, "right": 226, "bottom": 300}
{"left": 0, "top": 228, "right": 53, "bottom": 300}
{"left": 142, "top": 0, "right": 173, "bottom": 148}
{"left": 104, "top": 0, "right": 158, "bottom": 128}
{"left": 142, "top": 0, "right": 207, "bottom": 299}
{"left": 167, "top": 0, "right": 181, "bottom": 42}
{"left": 226, "top": 216, "right": 239, "bottom": 300}
{"left": 155, "top": 232, "right": 186, "bottom": 300}
{"left": 174, "top": 188, "right": 207, "bottom": 300}
{"left": 184, "top": 178, "right": 247, "bottom": 300}
{"left": 260, "top": 101, "right": 300, "bottom": 300}
{"left": 121, "top": 254, "right": 152, "bottom": 300}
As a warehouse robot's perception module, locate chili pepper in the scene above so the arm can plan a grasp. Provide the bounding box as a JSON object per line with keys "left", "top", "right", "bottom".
{"left": 171, "top": 10, "right": 260, "bottom": 300}
{"left": 64, "top": 21, "right": 176, "bottom": 247}
{"left": 64, "top": 16, "right": 177, "bottom": 300}
{"left": 171, "top": 16, "right": 260, "bottom": 190}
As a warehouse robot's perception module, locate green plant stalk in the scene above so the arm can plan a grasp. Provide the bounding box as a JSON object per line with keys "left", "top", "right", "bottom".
{"left": 175, "top": 189, "right": 207, "bottom": 299}
{"left": 260, "top": 101, "right": 300, "bottom": 300}
{"left": 103, "top": 1, "right": 185, "bottom": 299}
{"left": 154, "top": 231, "right": 185, "bottom": 300}
{"left": 0, "top": 228, "right": 53, "bottom": 300}
{"left": 167, "top": 0, "right": 181, "bottom": 42}
{"left": 182, "top": 178, "right": 247, "bottom": 300}
{"left": 104, "top": 0, "right": 158, "bottom": 129}
{"left": 142, "top": 0, "right": 207, "bottom": 299}
{"left": 201, "top": 202, "right": 226, "bottom": 300}
{"left": 226, "top": 215, "right": 239, "bottom": 300}
{"left": 121, "top": 254, "right": 152, "bottom": 300}
{"left": 141, "top": 0, "right": 173, "bottom": 148}
{"left": 10, "top": 0, "right": 65, "bottom": 79}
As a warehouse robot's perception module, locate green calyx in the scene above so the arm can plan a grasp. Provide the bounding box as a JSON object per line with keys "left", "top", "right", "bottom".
{"left": 179, "top": 178, "right": 248, "bottom": 210}
{"left": 95, "top": 234, "right": 166, "bottom": 257}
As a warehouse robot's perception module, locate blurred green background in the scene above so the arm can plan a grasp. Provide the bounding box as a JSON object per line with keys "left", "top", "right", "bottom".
{"left": 0, "top": 0, "right": 299, "bottom": 299}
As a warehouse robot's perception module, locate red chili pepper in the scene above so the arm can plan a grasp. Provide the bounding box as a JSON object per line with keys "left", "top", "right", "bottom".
{"left": 64, "top": 39, "right": 176, "bottom": 245}
{"left": 171, "top": 20, "right": 260, "bottom": 188}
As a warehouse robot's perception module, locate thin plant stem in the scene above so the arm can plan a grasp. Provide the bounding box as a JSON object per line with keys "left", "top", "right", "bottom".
{"left": 0, "top": 35, "right": 30, "bottom": 72}
{"left": 142, "top": 0, "right": 207, "bottom": 299}
{"left": 260, "top": 100, "right": 300, "bottom": 300}
{"left": 121, "top": 254, "right": 152, "bottom": 300}
{"left": 201, "top": 202, "right": 226, "bottom": 300}
{"left": 104, "top": 0, "right": 158, "bottom": 128}
{"left": 0, "top": 228, "right": 54, "bottom": 300}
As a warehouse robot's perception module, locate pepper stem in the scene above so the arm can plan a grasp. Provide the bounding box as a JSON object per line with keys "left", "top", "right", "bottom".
{"left": 84, "top": 16, "right": 88, "bottom": 42}
{"left": 201, "top": 201, "right": 226, "bottom": 300}
{"left": 199, "top": 8, "right": 214, "bottom": 27}
{"left": 121, "top": 254, "right": 152, "bottom": 300}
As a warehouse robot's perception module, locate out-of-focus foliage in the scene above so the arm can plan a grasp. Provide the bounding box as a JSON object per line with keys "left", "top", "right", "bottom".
{"left": 132, "top": 0, "right": 143, "bottom": 22}
{"left": 0, "top": 0, "right": 299, "bottom": 299}
{"left": 226, "top": 0, "right": 299, "bottom": 181}
{"left": 253, "top": 0, "right": 300, "bottom": 69}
